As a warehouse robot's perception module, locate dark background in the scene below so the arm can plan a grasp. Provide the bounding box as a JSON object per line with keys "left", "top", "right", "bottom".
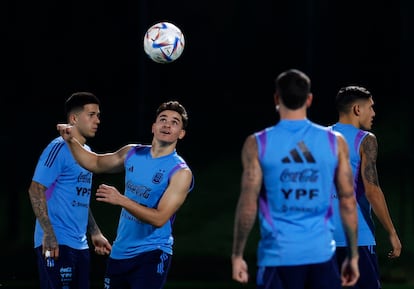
{"left": 3, "top": 0, "right": 414, "bottom": 287}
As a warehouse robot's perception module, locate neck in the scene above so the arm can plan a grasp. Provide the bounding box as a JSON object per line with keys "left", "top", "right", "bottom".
{"left": 279, "top": 107, "right": 307, "bottom": 120}
{"left": 150, "top": 139, "right": 176, "bottom": 158}
{"left": 338, "top": 115, "right": 360, "bottom": 128}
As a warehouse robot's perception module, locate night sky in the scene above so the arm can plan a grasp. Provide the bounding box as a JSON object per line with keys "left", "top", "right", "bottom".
{"left": 6, "top": 0, "right": 413, "bottom": 227}
{"left": 3, "top": 1, "right": 414, "bottom": 285}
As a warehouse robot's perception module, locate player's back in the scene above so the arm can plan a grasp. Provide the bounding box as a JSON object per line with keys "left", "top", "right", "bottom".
{"left": 255, "top": 119, "right": 339, "bottom": 266}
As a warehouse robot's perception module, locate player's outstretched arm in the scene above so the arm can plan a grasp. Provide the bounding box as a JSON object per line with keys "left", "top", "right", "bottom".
{"left": 56, "top": 123, "right": 131, "bottom": 174}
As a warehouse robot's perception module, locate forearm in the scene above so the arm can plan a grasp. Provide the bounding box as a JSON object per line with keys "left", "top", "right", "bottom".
{"left": 232, "top": 199, "right": 257, "bottom": 257}
{"left": 340, "top": 196, "right": 358, "bottom": 258}
{"left": 67, "top": 138, "right": 101, "bottom": 172}
{"left": 121, "top": 197, "right": 168, "bottom": 228}
{"left": 367, "top": 188, "right": 397, "bottom": 235}
{"left": 28, "top": 181, "right": 56, "bottom": 243}
{"left": 87, "top": 210, "right": 102, "bottom": 236}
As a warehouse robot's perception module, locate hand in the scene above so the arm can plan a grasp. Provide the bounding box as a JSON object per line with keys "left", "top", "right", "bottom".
{"left": 341, "top": 256, "right": 359, "bottom": 287}
{"left": 387, "top": 233, "right": 402, "bottom": 258}
{"left": 91, "top": 233, "right": 112, "bottom": 255}
{"left": 42, "top": 233, "right": 59, "bottom": 260}
{"left": 232, "top": 255, "right": 249, "bottom": 284}
{"left": 56, "top": 124, "right": 73, "bottom": 140}
{"left": 96, "top": 184, "right": 124, "bottom": 205}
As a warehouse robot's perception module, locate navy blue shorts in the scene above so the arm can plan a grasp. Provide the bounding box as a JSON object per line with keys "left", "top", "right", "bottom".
{"left": 35, "top": 245, "right": 90, "bottom": 289}
{"left": 103, "top": 249, "right": 172, "bottom": 289}
{"left": 335, "top": 246, "right": 380, "bottom": 289}
{"left": 256, "top": 255, "right": 342, "bottom": 289}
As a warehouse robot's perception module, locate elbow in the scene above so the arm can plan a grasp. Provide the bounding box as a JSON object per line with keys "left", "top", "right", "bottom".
{"left": 147, "top": 214, "right": 171, "bottom": 228}
{"left": 340, "top": 197, "right": 357, "bottom": 213}
{"left": 151, "top": 219, "right": 168, "bottom": 228}
{"left": 132, "top": 207, "right": 171, "bottom": 228}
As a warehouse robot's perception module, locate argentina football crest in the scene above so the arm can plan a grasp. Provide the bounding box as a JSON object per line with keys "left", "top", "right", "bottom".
{"left": 152, "top": 169, "right": 165, "bottom": 184}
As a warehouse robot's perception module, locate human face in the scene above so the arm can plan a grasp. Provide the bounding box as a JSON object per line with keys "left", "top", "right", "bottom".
{"left": 357, "top": 97, "right": 375, "bottom": 130}
{"left": 73, "top": 104, "right": 101, "bottom": 139}
{"left": 152, "top": 110, "right": 185, "bottom": 145}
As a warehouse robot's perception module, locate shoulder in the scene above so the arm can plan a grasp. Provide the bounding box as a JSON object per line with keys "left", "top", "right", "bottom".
{"left": 329, "top": 131, "right": 349, "bottom": 156}
{"left": 174, "top": 166, "right": 193, "bottom": 177}
{"left": 241, "top": 134, "right": 259, "bottom": 163}
{"left": 172, "top": 167, "right": 194, "bottom": 192}
{"left": 318, "top": 124, "right": 345, "bottom": 144}
{"left": 122, "top": 144, "right": 147, "bottom": 158}
{"left": 362, "top": 131, "right": 377, "bottom": 142}
{"left": 173, "top": 153, "right": 191, "bottom": 168}
{"left": 125, "top": 143, "right": 147, "bottom": 150}
{"left": 360, "top": 132, "right": 378, "bottom": 153}
{"left": 335, "top": 132, "right": 348, "bottom": 147}
{"left": 37, "top": 137, "right": 73, "bottom": 169}
{"left": 243, "top": 134, "right": 258, "bottom": 151}
{"left": 43, "top": 136, "right": 69, "bottom": 155}
{"left": 170, "top": 153, "right": 193, "bottom": 180}
{"left": 326, "top": 127, "right": 345, "bottom": 144}
{"left": 331, "top": 129, "right": 345, "bottom": 139}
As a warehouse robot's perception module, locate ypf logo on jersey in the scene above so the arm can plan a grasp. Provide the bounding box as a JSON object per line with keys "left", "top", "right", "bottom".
{"left": 279, "top": 141, "right": 320, "bottom": 201}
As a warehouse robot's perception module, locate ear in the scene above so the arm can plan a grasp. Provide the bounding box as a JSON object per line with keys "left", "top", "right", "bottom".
{"left": 68, "top": 113, "right": 77, "bottom": 125}
{"left": 305, "top": 93, "right": 313, "bottom": 108}
{"left": 178, "top": 129, "right": 186, "bottom": 140}
{"left": 274, "top": 92, "right": 280, "bottom": 105}
{"left": 352, "top": 104, "right": 360, "bottom": 116}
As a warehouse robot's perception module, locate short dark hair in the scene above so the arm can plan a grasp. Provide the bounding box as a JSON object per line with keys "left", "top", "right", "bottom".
{"left": 156, "top": 100, "right": 189, "bottom": 129}
{"left": 275, "top": 69, "right": 311, "bottom": 110}
{"left": 65, "top": 92, "right": 100, "bottom": 117}
{"left": 335, "top": 86, "right": 372, "bottom": 113}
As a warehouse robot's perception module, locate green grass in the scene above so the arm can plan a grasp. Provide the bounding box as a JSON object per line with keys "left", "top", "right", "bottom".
{"left": 2, "top": 280, "right": 413, "bottom": 289}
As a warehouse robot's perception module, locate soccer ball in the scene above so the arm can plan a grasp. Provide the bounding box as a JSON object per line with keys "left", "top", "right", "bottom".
{"left": 143, "top": 22, "right": 185, "bottom": 64}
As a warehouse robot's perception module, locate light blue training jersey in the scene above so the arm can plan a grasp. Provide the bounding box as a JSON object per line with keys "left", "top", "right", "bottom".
{"left": 32, "top": 136, "right": 93, "bottom": 249}
{"left": 109, "top": 145, "right": 194, "bottom": 260}
{"left": 331, "top": 123, "right": 375, "bottom": 246}
{"left": 255, "top": 119, "right": 338, "bottom": 266}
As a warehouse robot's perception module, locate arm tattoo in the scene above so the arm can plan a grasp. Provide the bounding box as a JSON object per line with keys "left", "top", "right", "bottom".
{"left": 87, "top": 210, "right": 100, "bottom": 235}
{"left": 28, "top": 182, "right": 57, "bottom": 246}
{"left": 362, "top": 135, "right": 379, "bottom": 186}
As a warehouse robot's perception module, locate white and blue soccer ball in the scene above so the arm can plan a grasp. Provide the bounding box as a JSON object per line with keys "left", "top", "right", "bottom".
{"left": 143, "top": 22, "right": 185, "bottom": 64}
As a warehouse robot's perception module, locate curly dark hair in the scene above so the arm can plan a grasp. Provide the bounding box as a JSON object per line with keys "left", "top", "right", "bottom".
{"left": 156, "top": 100, "right": 188, "bottom": 129}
